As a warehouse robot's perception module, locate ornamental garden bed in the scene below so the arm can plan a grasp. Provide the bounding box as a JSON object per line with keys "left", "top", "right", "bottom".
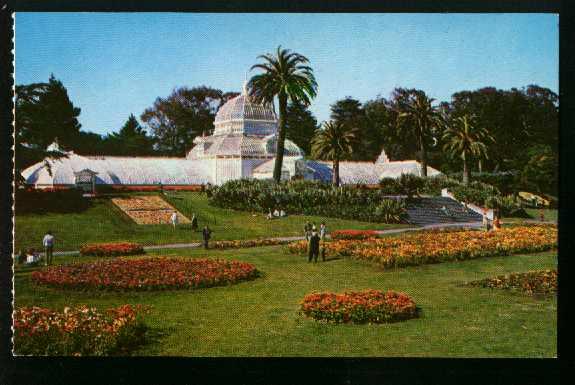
{"left": 211, "top": 238, "right": 292, "bottom": 249}
{"left": 31, "top": 257, "right": 260, "bottom": 291}
{"left": 112, "top": 195, "right": 190, "bottom": 225}
{"left": 13, "top": 304, "right": 150, "bottom": 356}
{"left": 467, "top": 269, "right": 557, "bottom": 296}
{"left": 80, "top": 242, "right": 144, "bottom": 257}
{"left": 330, "top": 230, "right": 379, "bottom": 240}
{"left": 288, "top": 225, "right": 557, "bottom": 269}
{"left": 300, "top": 289, "right": 419, "bottom": 324}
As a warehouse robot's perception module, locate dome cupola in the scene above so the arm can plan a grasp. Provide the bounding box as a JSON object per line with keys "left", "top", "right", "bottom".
{"left": 213, "top": 82, "right": 278, "bottom": 136}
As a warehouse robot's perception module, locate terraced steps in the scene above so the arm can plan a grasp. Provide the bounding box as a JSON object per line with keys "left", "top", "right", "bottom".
{"left": 406, "top": 196, "right": 482, "bottom": 226}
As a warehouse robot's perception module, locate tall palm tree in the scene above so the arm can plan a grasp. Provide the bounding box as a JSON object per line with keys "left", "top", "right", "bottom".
{"left": 395, "top": 90, "right": 442, "bottom": 177}
{"left": 311, "top": 121, "right": 358, "bottom": 186}
{"left": 443, "top": 114, "right": 493, "bottom": 185}
{"left": 248, "top": 46, "right": 318, "bottom": 182}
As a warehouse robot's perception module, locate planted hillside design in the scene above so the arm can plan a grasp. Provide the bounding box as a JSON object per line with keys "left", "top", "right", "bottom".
{"left": 112, "top": 195, "right": 190, "bottom": 225}
{"left": 300, "top": 289, "right": 419, "bottom": 324}
{"left": 32, "top": 257, "right": 260, "bottom": 291}
{"left": 209, "top": 179, "right": 408, "bottom": 223}
{"left": 13, "top": 304, "right": 150, "bottom": 356}
{"left": 468, "top": 269, "right": 557, "bottom": 296}
{"left": 289, "top": 225, "right": 557, "bottom": 269}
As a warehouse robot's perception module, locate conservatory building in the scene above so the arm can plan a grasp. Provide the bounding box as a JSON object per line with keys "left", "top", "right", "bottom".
{"left": 21, "top": 81, "right": 440, "bottom": 190}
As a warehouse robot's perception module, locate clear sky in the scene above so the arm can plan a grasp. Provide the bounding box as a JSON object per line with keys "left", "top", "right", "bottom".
{"left": 15, "top": 13, "right": 558, "bottom": 136}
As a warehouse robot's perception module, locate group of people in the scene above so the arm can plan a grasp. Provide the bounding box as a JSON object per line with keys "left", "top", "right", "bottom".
{"left": 170, "top": 211, "right": 199, "bottom": 231}
{"left": 266, "top": 208, "right": 287, "bottom": 220}
{"left": 17, "top": 230, "right": 54, "bottom": 266}
{"left": 170, "top": 211, "right": 212, "bottom": 249}
{"left": 482, "top": 209, "right": 501, "bottom": 231}
{"left": 304, "top": 222, "right": 327, "bottom": 263}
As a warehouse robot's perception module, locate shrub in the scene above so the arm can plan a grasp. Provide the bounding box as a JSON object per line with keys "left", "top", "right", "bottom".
{"left": 13, "top": 304, "right": 149, "bottom": 356}
{"left": 80, "top": 242, "right": 144, "bottom": 257}
{"left": 15, "top": 188, "right": 91, "bottom": 214}
{"left": 300, "top": 289, "right": 419, "bottom": 324}
{"left": 209, "top": 179, "right": 408, "bottom": 223}
{"left": 397, "top": 173, "right": 425, "bottom": 198}
{"left": 32, "top": 257, "right": 260, "bottom": 291}
{"left": 331, "top": 230, "right": 379, "bottom": 240}
{"left": 468, "top": 269, "right": 557, "bottom": 296}
{"left": 289, "top": 225, "right": 557, "bottom": 269}
{"left": 374, "top": 199, "right": 407, "bottom": 223}
{"left": 450, "top": 183, "right": 500, "bottom": 207}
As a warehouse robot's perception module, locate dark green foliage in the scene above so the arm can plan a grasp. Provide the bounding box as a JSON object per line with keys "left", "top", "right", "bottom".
{"left": 450, "top": 182, "right": 500, "bottom": 207}
{"left": 397, "top": 174, "right": 425, "bottom": 198}
{"left": 285, "top": 102, "right": 319, "bottom": 156}
{"left": 15, "top": 189, "right": 91, "bottom": 214}
{"left": 209, "top": 179, "right": 407, "bottom": 223}
{"left": 448, "top": 171, "right": 519, "bottom": 195}
{"left": 140, "top": 86, "right": 239, "bottom": 156}
{"left": 103, "top": 114, "right": 155, "bottom": 156}
{"left": 374, "top": 200, "right": 408, "bottom": 223}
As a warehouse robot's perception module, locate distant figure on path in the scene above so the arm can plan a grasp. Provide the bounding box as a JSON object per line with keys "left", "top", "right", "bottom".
{"left": 539, "top": 208, "right": 546, "bottom": 222}
{"left": 202, "top": 226, "right": 212, "bottom": 249}
{"left": 304, "top": 222, "right": 312, "bottom": 241}
{"left": 273, "top": 208, "right": 280, "bottom": 217}
{"left": 191, "top": 213, "right": 198, "bottom": 231}
{"left": 319, "top": 222, "right": 327, "bottom": 261}
{"left": 26, "top": 248, "right": 40, "bottom": 265}
{"left": 280, "top": 209, "right": 286, "bottom": 217}
{"left": 482, "top": 210, "right": 491, "bottom": 232}
{"left": 267, "top": 208, "right": 273, "bottom": 220}
{"left": 42, "top": 231, "right": 55, "bottom": 266}
{"left": 170, "top": 211, "right": 178, "bottom": 229}
{"left": 308, "top": 229, "right": 321, "bottom": 263}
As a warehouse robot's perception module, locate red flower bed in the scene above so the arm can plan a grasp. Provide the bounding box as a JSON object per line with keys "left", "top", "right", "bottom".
{"left": 300, "top": 289, "right": 419, "bottom": 324}
{"left": 330, "top": 230, "right": 379, "bottom": 240}
{"left": 13, "top": 304, "right": 150, "bottom": 356}
{"left": 32, "top": 257, "right": 260, "bottom": 291}
{"left": 468, "top": 269, "right": 557, "bottom": 295}
{"left": 80, "top": 242, "right": 144, "bottom": 257}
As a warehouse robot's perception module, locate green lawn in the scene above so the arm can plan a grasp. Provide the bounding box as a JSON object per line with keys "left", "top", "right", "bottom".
{"left": 503, "top": 208, "right": 558, "bottom": 224}
{"left": 14, "top": 192, "right": 410, "bottom": 252}
{"left": 14, "top": 246, "right": 557, "bottom": 357}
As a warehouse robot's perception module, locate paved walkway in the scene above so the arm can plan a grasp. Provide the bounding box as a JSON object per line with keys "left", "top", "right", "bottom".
{"left": 47, "top": 221, "right": 492, "bottom": 257}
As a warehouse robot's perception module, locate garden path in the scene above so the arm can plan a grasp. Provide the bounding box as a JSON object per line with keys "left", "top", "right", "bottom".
{"left": 45, "top": 219, "right": 554, "bottom": 257}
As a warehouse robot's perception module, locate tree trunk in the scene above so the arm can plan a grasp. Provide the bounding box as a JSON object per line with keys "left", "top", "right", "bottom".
{"left": 419, "top": 128, "right": 427, "bottom": 177}
{"left": 462, "top": 152, "right": 469, "bottom": 185}
{"left": 333, "top": 156, "right": 340, "bottom": 187}
{"left": 273, "top": 92, "right": 288, "bottom": 183}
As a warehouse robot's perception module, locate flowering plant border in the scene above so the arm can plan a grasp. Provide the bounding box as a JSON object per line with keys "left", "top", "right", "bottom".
{"left": 467, "top": 269, "right": 557, "bottom": 296}
{"left": 330, "top": 230, "right": 379, "bottom": 240}
{"left": 80, "top": 242, "right": 145, "bottom": 257}
{"left": 300, "top": 289, "right": 419, "bottom": 324}
{"left": 32, "top": 257, "right": 260, "bottom": 291}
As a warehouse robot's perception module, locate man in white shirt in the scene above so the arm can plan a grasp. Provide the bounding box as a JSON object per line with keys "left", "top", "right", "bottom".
{"left": 170, "top": 211, "right": 178, "bottom": 229}
{"left": 42, "top": 231, "right": 55, "bottom": 266}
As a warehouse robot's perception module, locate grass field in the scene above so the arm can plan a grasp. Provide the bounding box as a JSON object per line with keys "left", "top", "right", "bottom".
{"left": 14, "top": 246, "right": 557, "bottom": 357}
{"left": 14, "top": 192, "right": 409, "bottom": 252}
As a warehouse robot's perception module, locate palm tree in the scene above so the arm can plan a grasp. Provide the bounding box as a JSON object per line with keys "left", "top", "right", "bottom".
{"left": 248, "top": 46, "right": 318, "bottom": 182}
{"left": 395, "top": 90, "right": 442, "bottom": 177}
{"left": 443, "top": 114, "right": 493, "bottom": 185}
{"left": 311, "top": 121, "right": 358, "bottom": 186}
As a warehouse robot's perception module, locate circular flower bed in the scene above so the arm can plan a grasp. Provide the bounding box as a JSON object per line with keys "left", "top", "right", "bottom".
{"left": 300, "top": 289, "right": 419, "bottom": 324}
{"left": 80, "top": 242, "right": 144, "bottom": 257}
{"left": 32, "top": 257, "right": 260, "bottom": 291}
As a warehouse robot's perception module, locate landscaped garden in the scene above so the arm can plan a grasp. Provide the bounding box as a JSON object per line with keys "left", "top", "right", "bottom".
{"left": 14, "top": 226, "right": 557, "bottom": 357}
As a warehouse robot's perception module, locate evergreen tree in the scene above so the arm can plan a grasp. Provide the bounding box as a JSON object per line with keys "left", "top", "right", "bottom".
{"left": 285, "top": 102, "right": 318, "bottom": 157}
{"left": 106, "top": 114, "right": 154, "bottom": 155}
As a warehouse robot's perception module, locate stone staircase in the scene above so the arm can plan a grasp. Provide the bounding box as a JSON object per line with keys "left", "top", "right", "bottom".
{"left": 405, "top": 196, "right": 482, "bottom": 226}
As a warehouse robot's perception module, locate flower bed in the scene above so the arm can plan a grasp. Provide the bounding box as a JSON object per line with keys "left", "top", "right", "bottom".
{"left": 300, "top": 289, "right": 419, "bottom": 324}
{"left": 13, "top": 304, "right": 149, "bottom": 356}
{"left": 80, "top": 242, "right": 144, "bottom": 257}
{"left": 289, "top": 225, "right": 557, "bottom": 269}
{"left": 468, "top": 269, "right": 557, "bottom": 295}
{"left": 211, "top": 238, "right": 291, "bottom": 249}
{"left": 330, "top": 230, "right": 379, "bottom": 240}
{"left": 32, "top": 257, "right": 260, "bottom": 291}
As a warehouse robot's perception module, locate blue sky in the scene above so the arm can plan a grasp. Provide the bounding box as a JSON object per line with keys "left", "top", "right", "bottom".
{"left": 15, "top": 13, "right": 558, "bottom": 136}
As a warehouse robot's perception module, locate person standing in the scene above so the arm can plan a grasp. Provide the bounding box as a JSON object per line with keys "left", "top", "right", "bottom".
{"left": 308, "top": 229, "right": 320, "bottom": 263}
{"left": 304, "top": 221, "right": 312, "bottom": 241}
{"left": 319, "top": 222, "right": 327, "bottom": 262}
{"left": 191, "top": 213, "right": 198, "bottom": 231}
{"left": 42, "top": 231, "right": 55, "bottom": 266}
{"left": 202, "top": 226, "right": 212, "bottom": 249}
{"left": 170, "top": 211, "right": 178, "bottom": 229}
